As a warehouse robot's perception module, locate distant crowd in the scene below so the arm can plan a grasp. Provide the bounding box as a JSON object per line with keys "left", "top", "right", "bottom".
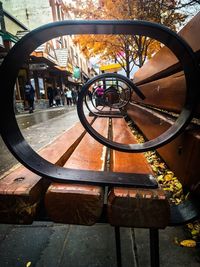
{"left": 47, "top": 85, "right": 78, "bottom": 108}
{"left": 24, "top": 82, "right": 79, "bottom": 113}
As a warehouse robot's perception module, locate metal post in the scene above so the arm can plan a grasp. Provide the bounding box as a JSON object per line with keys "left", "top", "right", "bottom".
{"left": 115, "top": 226, "right": 122, "bottom": 267}
{"left": 149, "top": 228, "right": 160, "bottom": 267}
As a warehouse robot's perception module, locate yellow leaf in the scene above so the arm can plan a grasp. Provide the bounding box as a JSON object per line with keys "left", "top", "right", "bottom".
{"left": 164, "top": 174, "right": 173, "bottom": 181}
{"left": 187, "top": 223, "right": 194, "bottom": 230}
{"left": 191, "top": 229, "right": 199, "bottom": 236}
{"left": 158, "top": 163, "right": 166, "bottom": 169}
{"left": 26, "top": 262, "right": 31, "bottom": 267}
{"left": 157, "top": 175, "right": 164, "bottom": 183}
{"left": 180, "top": 240, "right": 196, "bottom": 248}
{"left": 174, "top": 182, "right": 182, "bottom": 190}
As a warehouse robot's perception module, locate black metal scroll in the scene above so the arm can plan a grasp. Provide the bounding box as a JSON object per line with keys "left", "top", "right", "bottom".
{"left": 0, "top": 20, "right": 199, "bottom": 184}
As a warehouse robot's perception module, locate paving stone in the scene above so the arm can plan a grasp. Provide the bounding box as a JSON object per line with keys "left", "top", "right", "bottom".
{"left": 0, "top": 223, "right": 136, "bottom": 267}
{"left": 134, "top": 226, "right": 200, "bottom": 267}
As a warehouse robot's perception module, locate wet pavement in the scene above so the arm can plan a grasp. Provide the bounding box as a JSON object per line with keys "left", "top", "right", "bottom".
{"left": 0, "top": 106, "right": 79, "bottom": 177}
{"left": 16, "top": 107, "right": 71, "bottom": 130}
{"left": 0, "top": 223, "right": 136, "bottom": 267}
{"left": 0, "top": 222, "right": 199, "bottom": 267}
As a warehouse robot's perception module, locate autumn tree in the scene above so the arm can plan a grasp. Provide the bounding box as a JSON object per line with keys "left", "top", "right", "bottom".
{"left": 67, "top": 0, "right": 189, "bottom": 77}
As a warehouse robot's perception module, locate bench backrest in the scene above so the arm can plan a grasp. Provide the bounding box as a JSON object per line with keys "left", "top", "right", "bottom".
{"left": 126, "top": 12, "right": 200, "bottom": 193}
{"left": 133, "top": 12, "right": 200, "bottom": 116}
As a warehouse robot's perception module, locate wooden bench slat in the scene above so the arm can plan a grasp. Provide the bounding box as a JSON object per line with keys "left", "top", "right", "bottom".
{"left": 132, "top": 71, "right": 200, "bottom": 116}
{"left": 40, "top": 121, "right": 91, "bottom": 166}
{"left": 134, "top": 12, "right": 200, "bottom": 84}
{"left": 110, "top": 118, "right": 153, "bottom": 174}
{"left": 108, "top": 117, "right": 170, "bottom": 229}
{"left": 45, "top": 118, "right": 109, "bottom": 225}
{"left": 64, "top": 118, "right": 109, "bottom": 171}
{"left": 132, "top": 71, "right": 186, "bottom": 113}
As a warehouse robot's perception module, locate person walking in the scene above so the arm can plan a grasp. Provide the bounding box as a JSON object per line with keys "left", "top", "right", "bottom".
{"left": 60, "top": 87, "right": 65, "bottom": 106}
{"left": 72, "top": 88, "right": 78, "bottom": 105}
{"left": 65, "top": 88, "right": 73, "bottom": 106}
{"left": 54, "top": 86, "right": 61, "bottom": 106}
{"left": 47, "top": 85, "right": 54, "bottom": 107}
{"left": 95, "top": 84, "right": 104, "bottom": 106}
{"left": 24, "top": 81, "right": 35, "bottom": 113}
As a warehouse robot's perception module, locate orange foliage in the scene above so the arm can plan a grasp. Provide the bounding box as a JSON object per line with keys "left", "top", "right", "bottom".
{"left": 67, "top": 0, "right": 187, "bottom": 75}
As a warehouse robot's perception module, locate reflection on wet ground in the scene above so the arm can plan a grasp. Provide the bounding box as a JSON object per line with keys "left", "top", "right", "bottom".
{"left": 16, "top": 107, "right": 69, "bottom": 129}
{"left": 0, "top": 106, "right": 78, "bottom": 177}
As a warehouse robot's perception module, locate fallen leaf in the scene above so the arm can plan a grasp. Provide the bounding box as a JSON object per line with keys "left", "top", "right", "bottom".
{"left": 180, "top": 239, "right": 196, "bottom": 248}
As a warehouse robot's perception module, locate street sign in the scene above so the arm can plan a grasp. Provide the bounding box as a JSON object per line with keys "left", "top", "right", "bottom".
{"left": 29, "top": 63, "right": 48, "bottom": 70}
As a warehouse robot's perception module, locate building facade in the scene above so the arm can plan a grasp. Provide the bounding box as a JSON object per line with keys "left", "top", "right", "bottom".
{"left": 1, "top": 0, "right": 91, "bottom": 112}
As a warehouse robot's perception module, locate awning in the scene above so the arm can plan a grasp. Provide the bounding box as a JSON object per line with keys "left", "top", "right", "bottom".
{"left": 100, "top": 63, "right": 122, "bottom": 73}
{"left": 31, "top": 51, "right": 58, "bottom": 66}
{"left": 0, "top": 31, "right": 19, "bottom": 43}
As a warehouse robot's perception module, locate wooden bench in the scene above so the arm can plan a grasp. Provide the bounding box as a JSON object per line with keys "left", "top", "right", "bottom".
{"left": 0, "top": 114, "right": 169, "bottom": 266}
{"left": 127, "top": 12, "right": 200, "bottom": 195}
{"left": 0, "top": 115, "right": 169, "bottom": 226}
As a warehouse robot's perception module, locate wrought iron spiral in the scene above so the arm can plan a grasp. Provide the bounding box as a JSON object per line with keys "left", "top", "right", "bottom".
{"left": 0, "top": 20, "right": 199, "bottom": 184}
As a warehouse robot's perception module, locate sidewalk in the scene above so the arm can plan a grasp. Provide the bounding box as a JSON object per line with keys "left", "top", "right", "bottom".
{"left": 0, "top": 105, "right": 78, "bottom": 177}
{"left": 0, "top": 222, "right": 199, "bottom": 267}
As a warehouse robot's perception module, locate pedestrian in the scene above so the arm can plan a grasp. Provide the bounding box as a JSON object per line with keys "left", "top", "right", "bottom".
{"left": 54, "top": 86, "right": 61, "bottom": 106}
{"left": 72, "top": 88, "right": 78, "bottom": 105}
{"left": 95, "top": 84, "right": 104, "bottom": 106}
{"left": 60, "top": 87, "right": 65, "bottom": 106}
{"left": 65, "top": 88, "right": 73, "bottom": 106}
{"left": 24, "top": 81, "right": 35, "bottom": 113}
{"left": 47, "top": 85, "right": 54, "bottom": 107}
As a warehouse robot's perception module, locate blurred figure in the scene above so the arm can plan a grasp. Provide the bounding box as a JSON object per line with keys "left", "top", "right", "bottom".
{"left": 72, "top": 88, "right": 78, "bottom": 105}
{"left": 47, "top": 85, "right": 54, "bottom": 107}
{"left": 65, "top": 88, "right": 73, "bottom": 106}
{"left": 24, "top": 81, "right": 35, "bottom": 113}
{"left": 54, "top": 86, "right": 61, "bottom": 106}
{"left": 60, "top": 87, "right": 65, "bottom": 106}
{"left": 95, "top": 84, "right": 104, "bottom": 106}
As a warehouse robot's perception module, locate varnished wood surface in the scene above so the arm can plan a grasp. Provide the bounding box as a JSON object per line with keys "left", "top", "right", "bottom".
{"left": 134, "top": 12, "right": 200, "bottom": 84}
{"left": 108, "top": 117, "right": 170, "bottom": 228}
{"left": 63, "top": 118, "right": 109, "bottom": 171}
{"left": 45, "top": 118, "right": 109, "bottom": 225}
{"left": 132, "top": 71, "right": 186, "bottom": 113}
{"left": 40, "top": 121, "right": 91, "bottom": 166}
{"left": 127, "top": 104, "right": 200, "bottom": 189}
{"left": 110, "top": 118, "right": 153, "bottom": 174}
{"left": 131, "top": 71, "right": 200, "bottom": 116}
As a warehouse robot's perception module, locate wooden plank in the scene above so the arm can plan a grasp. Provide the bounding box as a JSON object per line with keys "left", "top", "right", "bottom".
{"left": 110, "top": 118, "right": 153, "bottom": 174}
{"left": 134, "top": 12, "right": 200, "bottom": 84}
{"left": 40, "top": 121, "right": 91, "bottom": 165}
{"left": 107, "top": 117, "right": 170, "bottom": 228}
{"left": 64, "top": 118, "right": 109, "bottom": 171}
{"left": 0, "top": 121, "right": 89, "bottom": 224}
{"left": 127, "top": 104, "right": 200, "bottom": 190}
{"left": 132, "top": 71, "right": 186, "bottom": 113}
{"left": 131, "top": 71, "right": 200, "bottom": 115}
{"left": 45, "top": 117, "right": 109, "bottom": 225}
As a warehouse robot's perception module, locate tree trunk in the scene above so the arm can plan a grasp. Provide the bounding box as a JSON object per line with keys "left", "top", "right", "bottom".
{"left": 125, "top": 45, "right": 130, "bottom": 78}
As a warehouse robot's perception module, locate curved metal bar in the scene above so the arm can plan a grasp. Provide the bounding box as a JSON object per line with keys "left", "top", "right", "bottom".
{"left": 103, "top": 85, "right": 131, "bottom": 109}
{"left": 83, "top": 73, "right": 138, "bottom": 116}
{"left": 84, "top": 95, "right": 102, "bottom": 117}
{"left": 0, "top": 20, "right": 199, "bottom": 183}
